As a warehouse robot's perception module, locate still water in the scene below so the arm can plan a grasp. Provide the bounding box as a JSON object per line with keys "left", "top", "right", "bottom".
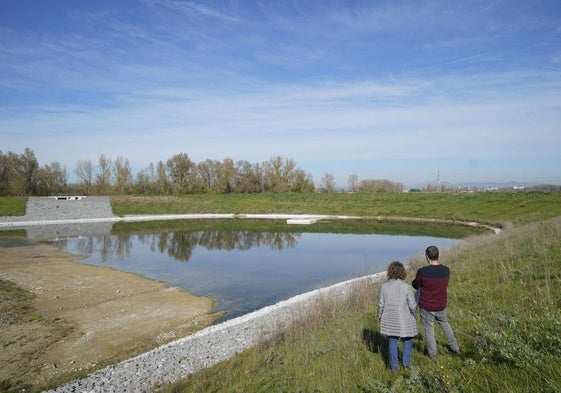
{"left": 58, "top": 229, "right": 458, "bottom": 321}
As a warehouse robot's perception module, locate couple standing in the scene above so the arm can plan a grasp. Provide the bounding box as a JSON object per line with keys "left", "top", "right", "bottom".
{"left": 377, "top": 245, "right": 460, "bottom": 371}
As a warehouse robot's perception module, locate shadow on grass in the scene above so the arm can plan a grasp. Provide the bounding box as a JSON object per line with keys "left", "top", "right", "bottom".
{"left": 362, "top": 329, "right": 388, "bottom": 368}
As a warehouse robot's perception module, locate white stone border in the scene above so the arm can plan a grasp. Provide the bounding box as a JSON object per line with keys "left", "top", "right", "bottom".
{"left": 44, "top": 272, "right": 386, "bottom": 393}
{"left": 0, "top": 213, "right": 501, "bottom": 234}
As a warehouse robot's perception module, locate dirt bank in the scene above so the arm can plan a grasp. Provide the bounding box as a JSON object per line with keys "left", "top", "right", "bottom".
{"left": 0, "top": 238, "right": 218, "bottom": 390}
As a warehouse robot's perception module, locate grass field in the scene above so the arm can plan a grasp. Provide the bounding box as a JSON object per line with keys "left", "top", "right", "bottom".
{"left": 111, "top": 217, "right": 487, "bottom": 239}
{"left": 160, "top": 206, "right": 561, "bottom": 393}
{"left": 111, "top": 192, "right": 561, "bottom": 225}
{"left": 2, "top": 192, "right": 561, "bottom": 392}
{"left": 4, "top": 192, "right": 561, "bottom": 225}
{"left": 0, "top": 197, "right": 26, "bottom": 217}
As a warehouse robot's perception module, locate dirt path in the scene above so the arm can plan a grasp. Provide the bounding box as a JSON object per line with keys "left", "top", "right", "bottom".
{"left": 0, "top": 238, "right": 218, "bottom": 390}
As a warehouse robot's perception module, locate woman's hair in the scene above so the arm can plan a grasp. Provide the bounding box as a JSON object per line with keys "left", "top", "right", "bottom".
{"left": 387, "top": 261, "right": 407, "bottom": 280}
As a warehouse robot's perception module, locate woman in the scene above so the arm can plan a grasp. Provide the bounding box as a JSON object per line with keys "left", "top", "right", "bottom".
{"left": 378, "top": 261, "right": 418, "bottom": 371}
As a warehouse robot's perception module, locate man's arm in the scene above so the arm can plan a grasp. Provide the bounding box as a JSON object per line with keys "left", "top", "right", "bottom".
{"left": 412, "top": 269, "right": 422, "bottom": 289}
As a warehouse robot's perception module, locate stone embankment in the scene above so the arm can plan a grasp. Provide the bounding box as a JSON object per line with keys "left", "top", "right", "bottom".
{"left": 0, "top": 196, "right": 116, "bottom": 240}
{"left": 43, "top": 273, "right": 383, "bottom": 393}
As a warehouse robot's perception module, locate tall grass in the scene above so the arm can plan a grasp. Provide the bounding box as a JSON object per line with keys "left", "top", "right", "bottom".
{"left": 163, "top": 216, "right": 561, "bottom": 393}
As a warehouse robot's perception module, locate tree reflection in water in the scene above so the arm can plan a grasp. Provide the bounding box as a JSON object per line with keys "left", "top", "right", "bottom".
{"left": 72, "top": 231, "right": 301, "bottom": 262}
{"left": 57, "top": 228, "right": 461, "bottom": 321}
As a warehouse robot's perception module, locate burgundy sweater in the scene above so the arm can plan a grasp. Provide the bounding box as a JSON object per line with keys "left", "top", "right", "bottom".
{"left": 412, "top": 264, "right": 450, "bottom": 311}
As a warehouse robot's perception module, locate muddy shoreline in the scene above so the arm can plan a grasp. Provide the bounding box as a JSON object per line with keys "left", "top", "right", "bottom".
{"left": 0, "top": 238, "right": 219, "bottom": 390}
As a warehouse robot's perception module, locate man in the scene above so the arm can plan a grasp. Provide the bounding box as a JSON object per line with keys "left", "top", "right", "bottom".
{"left": 412, "top": 245, "right": 460, "bottom": 358}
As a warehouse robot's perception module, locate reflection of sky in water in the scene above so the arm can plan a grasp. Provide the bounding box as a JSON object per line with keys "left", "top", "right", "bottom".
{"left": 61, "top": 232, "right": 458, "bottom": 321}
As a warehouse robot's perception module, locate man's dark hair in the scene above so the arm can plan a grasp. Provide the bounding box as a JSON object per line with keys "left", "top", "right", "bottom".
{"left": 425, "top": 245, "right": 439, "bottom": 261}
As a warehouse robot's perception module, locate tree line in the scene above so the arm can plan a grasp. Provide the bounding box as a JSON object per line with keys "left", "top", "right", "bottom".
{"left": 0, "top": 148, "right": 404, "bottom": 196}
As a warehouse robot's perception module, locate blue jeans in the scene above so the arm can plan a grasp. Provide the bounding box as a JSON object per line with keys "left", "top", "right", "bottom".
{"left": 388, "top": 336, "right": 414, "bottom": 371}
{"left": 420, "top": 308, "right": 459, "bottom": 358}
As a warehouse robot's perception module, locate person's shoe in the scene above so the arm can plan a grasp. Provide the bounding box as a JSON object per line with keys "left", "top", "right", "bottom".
{"left": 449, "top": 346, "right": 461, "bottom": 355}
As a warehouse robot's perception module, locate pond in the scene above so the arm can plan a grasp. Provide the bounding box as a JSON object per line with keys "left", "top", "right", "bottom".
{"left": 52, "top": 219, "right": 463, "bottom": 322}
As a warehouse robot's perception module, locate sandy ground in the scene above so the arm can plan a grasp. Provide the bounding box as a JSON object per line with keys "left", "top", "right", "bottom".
{"left": 0, "top": 238, "right": 219, "bottom": 390}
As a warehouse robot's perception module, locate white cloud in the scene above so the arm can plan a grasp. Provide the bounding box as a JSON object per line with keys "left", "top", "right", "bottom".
{"left": 1, "top": 0, "right": 560, "bottom": 186}
{"left": 3, "top": 69, "right": 559, "bottom": 175}
{"left": 144, "top": 0, "right": 243, "bottom": 23}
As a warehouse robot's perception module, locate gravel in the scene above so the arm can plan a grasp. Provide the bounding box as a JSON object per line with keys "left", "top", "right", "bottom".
{"left": 42, "top": 273, "right": 383, "bottom": 393}
{"left": 0, "top": 197, "right": 116, "bottom": 240}
{"left": 1, "top": 197, "right": 385, "bottom": 392}
{"left": 0, "top": 196, "right": 117, "bottom": 222}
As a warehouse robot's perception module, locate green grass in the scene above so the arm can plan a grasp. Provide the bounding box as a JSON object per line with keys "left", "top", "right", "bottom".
{"left": 3, "top": 192, "right": 561, "bottom": 225}
{"left": 0, "top": 229, "right": 27, "bottom": 238}
{"left": 111, "top": 218, "right": 486, "bottom": 239}
{"left": 163, "top": 216, "right": 561, "bottom": 393}
{"left": 0, "top": 197, "right": 26, "bottom": 216}
{"left": 111, "top": 192, "right": 561, "bottom": 225}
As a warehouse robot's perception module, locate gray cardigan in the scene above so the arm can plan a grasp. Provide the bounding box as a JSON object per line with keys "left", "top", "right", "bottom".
{"left": 378, "top": 278, "right": 418, "bottom": 337}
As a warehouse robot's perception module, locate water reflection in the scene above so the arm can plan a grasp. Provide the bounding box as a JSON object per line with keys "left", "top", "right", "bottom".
{"left": 68, "top": 231, "right": 301, "bottom": 263}
{"left": 59, "top": 228, "right": 458, "bottom": 322}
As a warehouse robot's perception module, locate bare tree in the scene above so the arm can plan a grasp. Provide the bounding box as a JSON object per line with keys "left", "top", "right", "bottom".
{"left": 319, "top": 172, "right": 336, "bottom": 192}
{"left": 262, "top": 156, "right": 296, "bottom": 192}
{"left": 0, "top": 148, "right": 39, "bottom": 196}
{"left": 0, "top": 147, "right": 411, "bottom": 197}
{"left": 94, "top": 154, "right": 112, "bottom": 195}
{"left": 196, "top": 159, "right": 216, "bottom": 193}
{"left": 290, "top": 169, "right": 315, "bottom": 192}
{"left": 0, "top": 151, "right": 27, "bottom": 196}
{"left": 113, "top": 156, "right": 133, "bottom": 195}
{"left": 233, "top": 160, "right": 262, "bottom": 193}
{"left": 261, "top": 156, "right": 315, "bottom": 193}
{"left": 347, "top": 174, "right": 359, "bottom": 192}
{"left": 75, "top": 159, "right": 94, "bottom": 194}
{"left": 155, "top": 161, "right": 170, "bottom": 195}
{"left": 134, "top": 165, "right": 154, "bottom": 195}
{"left": 21, "top": 148, "right": 39, "bottom": 195}
{"left": 36, "top": 161, "right": 67, "bottom": 195}
{"left": 358, "top": 179, "right": 403, "bottom": 193}
{"left": 214, "top": 158, "right": 235, "bottom": 193}
{"left": 166, "top": 153, "right": 194, "bottom": 194}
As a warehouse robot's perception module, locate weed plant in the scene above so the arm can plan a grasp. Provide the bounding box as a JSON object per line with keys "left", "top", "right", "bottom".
{"left": 163, "top": 216, "right": 561, "bottom": 393}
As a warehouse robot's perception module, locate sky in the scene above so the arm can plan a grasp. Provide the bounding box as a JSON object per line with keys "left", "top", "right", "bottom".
{"left": 1, "top": 0, "right": 561, "bottom": 188}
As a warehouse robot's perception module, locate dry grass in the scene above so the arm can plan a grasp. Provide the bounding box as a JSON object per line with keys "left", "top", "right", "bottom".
{"left": 163, "top": 216, "right": 561, "bottom": 393}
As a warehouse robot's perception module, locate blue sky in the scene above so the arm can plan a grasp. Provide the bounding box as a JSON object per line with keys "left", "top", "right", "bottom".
{"left": 1, "top": 0, "right": 560, "bottom": 187}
